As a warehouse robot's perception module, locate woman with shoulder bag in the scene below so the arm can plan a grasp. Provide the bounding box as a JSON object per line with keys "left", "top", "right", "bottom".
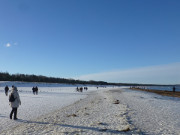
{"left": 9, "top": 86, "right": 21, "bottom": 120}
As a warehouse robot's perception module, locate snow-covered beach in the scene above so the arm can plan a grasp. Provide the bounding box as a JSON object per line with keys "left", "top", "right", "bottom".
{"left": 0, "top": 82, "right": 101, "bottom": 132}
{"left": 0, "top": 82, "right": 180, "bottom": 134}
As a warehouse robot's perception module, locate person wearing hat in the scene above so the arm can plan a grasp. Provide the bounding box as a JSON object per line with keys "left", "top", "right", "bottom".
{"left": 9, "top": 86, "right": 21, "bottom": 120}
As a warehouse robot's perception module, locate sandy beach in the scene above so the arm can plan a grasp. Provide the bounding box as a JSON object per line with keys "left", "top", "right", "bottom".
{"left": 1, "top": 87, "right": 180, "bottom": 135}
{"left": 0, "top": 89, "right": 139, "bottom": 135}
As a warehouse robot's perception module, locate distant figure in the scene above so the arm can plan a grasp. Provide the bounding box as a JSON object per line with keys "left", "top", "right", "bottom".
{"left": 9, "top": 86, "right": 21, "bottom": 120}
{"left": 5, "top": 85, "right": 9, "bottom": 96}
{"left": 80, "top": 87, "right": 83, "bottom": 92}
{"left": 76, "top": 87, "right": 79, "bottom": 92}
{"left": 76, "top": 87, "right": 84, "bottom": 92}
{"left": 32, "top": 87, "right": 36, "bottom": 95}
{"left": 35, "top": 86, "right": 38, "bottom": 95}
{"left": 173, "top": 86, "right": 176, "bottom": 92}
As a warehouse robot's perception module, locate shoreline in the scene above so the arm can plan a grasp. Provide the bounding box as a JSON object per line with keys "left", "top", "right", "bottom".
{"left": 130, "top": 88, "right": 180, "bottom": 98}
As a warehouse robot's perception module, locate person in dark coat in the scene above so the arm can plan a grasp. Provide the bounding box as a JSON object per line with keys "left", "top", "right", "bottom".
{"left": 32, "top": 87, "right": 36, "bottom": 95}
{"left": 173, "top": 86, "right": 176, "bottom": 92}
{"left": 5, "top": 85, "right": 9, "bottom": 96}
{"left": 35, "top": 86, "right": 38, "bottom": 95}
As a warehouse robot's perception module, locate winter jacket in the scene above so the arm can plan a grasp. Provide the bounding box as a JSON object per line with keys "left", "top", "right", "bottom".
{"left": 9, "top": 87, "right": 21, "bottom": 108}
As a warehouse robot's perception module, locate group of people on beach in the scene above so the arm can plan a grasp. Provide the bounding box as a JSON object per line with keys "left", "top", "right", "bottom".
{"left": 3, "top": 85, "right": 39, "bottom": 120}
{"left": 3, "top": 85, "right": 21, "bottom": 120}
{"left": 32, "top": 86, "right": 38, "bottom": 95}
{"left": 76, "top": 87, "right": 88, "bottom": 92}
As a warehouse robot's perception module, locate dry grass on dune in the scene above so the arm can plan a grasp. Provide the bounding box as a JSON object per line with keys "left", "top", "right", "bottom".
{"left": 130, "top": 88, "right": 180, "bottom": 98}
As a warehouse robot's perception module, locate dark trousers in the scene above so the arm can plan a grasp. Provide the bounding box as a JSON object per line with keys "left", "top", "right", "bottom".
{"left": 5, "top": 90, "right": 8, "bottom": 96}
{"left": 10, "top": 108, "right": 17, "bottom": 119}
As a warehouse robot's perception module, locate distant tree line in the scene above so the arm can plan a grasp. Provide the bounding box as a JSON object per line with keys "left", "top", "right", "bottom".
{"left": 0, "top": 72, "right": 120, "bottom": 86}
{"left": 0, "top": 72, "right": 169, "bottom": 86}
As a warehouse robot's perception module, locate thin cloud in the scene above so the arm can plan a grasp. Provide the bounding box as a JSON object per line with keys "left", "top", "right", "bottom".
{"left": 4, "top": 42, "right": 18, "bottom": 47}
{"left": 6, "top": 43, "right": 11, "bottom": 47}
{"left": 77, "top": 63, "right": 180, "bottom": 84}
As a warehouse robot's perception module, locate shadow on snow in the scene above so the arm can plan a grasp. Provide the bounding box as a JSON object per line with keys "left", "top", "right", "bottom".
{"left": 15, "top": 119, "right": 129, "bottom": 134}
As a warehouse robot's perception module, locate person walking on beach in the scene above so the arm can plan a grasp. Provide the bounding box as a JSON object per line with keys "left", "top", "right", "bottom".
{"left": 9, "top": 86, "right": 21, "bottom": 120}
{"left": 35, "top": 86, "right": 38, "bottom": 95}
{"left": 5, "top": 85, "right": 9, "bottom": 96}
{"left": 32, "top": 86, "right": 36, "bottom": 95}
{"left": 173, "top": 86, "right": 176, "bottom": 92}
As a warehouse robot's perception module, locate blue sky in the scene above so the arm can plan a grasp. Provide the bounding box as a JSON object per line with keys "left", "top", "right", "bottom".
{"left": 0, "top": 0, "right": 180, "bottom": 84}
